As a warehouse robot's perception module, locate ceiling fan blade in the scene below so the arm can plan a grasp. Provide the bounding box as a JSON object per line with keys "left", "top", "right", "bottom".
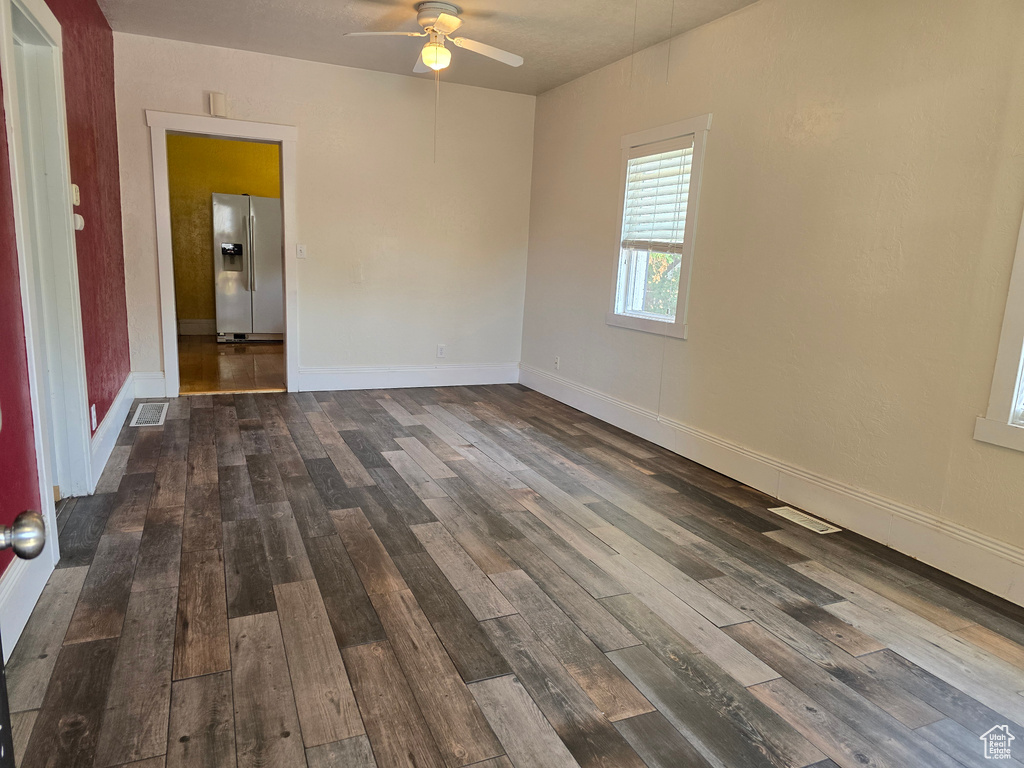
{"left": 450, "top": 37, "right": 523, "bottom": 67}
{"left": 413, "top": 50, "right": 430, "bottom": 73}
{"left": 344, "top": 31, "right": 427, "bottom": 37}
{"left": 433, "top": 12, "right": 463, "bottom": 35}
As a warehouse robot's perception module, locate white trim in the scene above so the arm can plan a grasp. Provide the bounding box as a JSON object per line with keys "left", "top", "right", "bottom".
{"left": 607, "top": 113, "right": 711, "bottom": 341}
{"left": 0, "top": 0, "right": 87, "bottom": 660}
{"left": 974, "top": 417, "right": 1024, "bottom": 453}
{"left": 605, "top": 308, "right": 689, "bottom": 340}
{"left": 0, "top": 553, "right": 52, "bottom": 662}
{"left": 177, "top": 318, "right": 216, "bottom": 335}
{"left": 133, "top": 371, "right": 167, "bottom": 399}
{"left": 977, "top": 202, "right": 1024, "bottom": 451}
{"left": 519, "top": 364, "right": 1024, "bottom": 607}
{"left": 1, "top": 0, "right": 92, "bottom": 504}
{"left": 89, "top": 373, "right": 133, "bottom": 490}
{"left": 0, "top": 0, "right": 53, "bottom": 546}
{"left": 0, "top": 0, "right": 68, "bottom": 651}
{"left": 620, "top": 113, "right": 713, "bottom": 150}
{"left": 297, "top": 363, "right": 520, "bottom": 392}
{"left": 145, "top": 110, "right": 299, "bottom": 397}
{"left": 8, "top": 0, "right": 58, "bottom": 42}
{"left": 281, "top": 139, "right": 299, "bottom": 390}
{"left": 146, "top": 110, "right": 298, "bottom": 142}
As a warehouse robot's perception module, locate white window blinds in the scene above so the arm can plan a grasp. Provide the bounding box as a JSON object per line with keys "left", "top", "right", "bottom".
{"left": 620, "top": 135, "right": 694, "bottom": 255}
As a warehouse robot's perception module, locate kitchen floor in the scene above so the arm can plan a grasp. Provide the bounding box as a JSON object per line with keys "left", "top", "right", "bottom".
{"left": 9, "top": 385, "right": 1024, "bottom": 767}
{"left": 178, "top": 334, "right": 284, "bottom": 394}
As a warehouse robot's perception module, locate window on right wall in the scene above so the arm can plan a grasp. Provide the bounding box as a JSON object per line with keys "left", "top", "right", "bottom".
{"left": 976, "top": 207, "right": 1024, "bottom": 452}
{"left": 607, "top": 114, "right": 712, "bottom": 340}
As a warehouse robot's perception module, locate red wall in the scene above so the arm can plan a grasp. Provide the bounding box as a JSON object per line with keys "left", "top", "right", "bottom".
{"left": 0, "top": 77, "right": 39, "bottom": 572}
{"left": 45, "top": 0, "right": 130, "bottom": 428}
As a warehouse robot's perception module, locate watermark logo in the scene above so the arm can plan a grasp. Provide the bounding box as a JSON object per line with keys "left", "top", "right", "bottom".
{"left": 981, "top": 725, "right": 1015, "bottom": 760}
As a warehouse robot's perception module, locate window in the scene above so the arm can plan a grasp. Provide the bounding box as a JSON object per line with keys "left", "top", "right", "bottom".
{"left": 976, "top": 207, "right": 1024, "bottom": 452}
{"left": 607, "top": 114, "right": 711, "bottom": 339}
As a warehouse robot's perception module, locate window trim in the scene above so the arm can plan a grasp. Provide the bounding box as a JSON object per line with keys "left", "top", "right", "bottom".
{"left": 607, "top": 113, "right": 712, "bottom": 340}
{"left": 975, "top": 204, "right": 1024, "bottom": 452}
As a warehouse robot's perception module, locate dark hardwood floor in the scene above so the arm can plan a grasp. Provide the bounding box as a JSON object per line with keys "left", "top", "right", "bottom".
{"left": 9, "top": 384, "right": 1024, "bottom": 767}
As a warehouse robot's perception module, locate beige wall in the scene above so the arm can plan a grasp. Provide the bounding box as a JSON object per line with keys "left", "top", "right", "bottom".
{"left": 115, "top": 33, "right": 535, "bottom": 373}
{"left": 522, "top": 0, "right": 1024, "bottom": 549}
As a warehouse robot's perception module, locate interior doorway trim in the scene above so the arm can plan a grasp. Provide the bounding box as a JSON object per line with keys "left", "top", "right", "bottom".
{"left": 0, "top": 0, "right": 81, "bottom": 651}
{"left": 2, "top": 0, "right": 92, "bottom": 499}
{"left": 146, "top": 110, "right": 299, "bottom": 397}
{"left": 1, "top": 0, "right": 91, "bottom": 504}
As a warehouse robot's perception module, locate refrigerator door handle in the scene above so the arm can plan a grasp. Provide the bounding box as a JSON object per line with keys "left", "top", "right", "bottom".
{"left": 249, "top": 212, "right": 257, "bottom": 292}
{"left": 243, "top": 213, "right": 252, "bottom": 292}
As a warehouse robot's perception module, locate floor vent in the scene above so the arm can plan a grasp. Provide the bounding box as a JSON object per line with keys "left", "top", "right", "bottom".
{"left": 768, "top": 506, "right": 842, "bottom": 534}
{"left": 130, "top": 402, "right": 168, "bottom": 427}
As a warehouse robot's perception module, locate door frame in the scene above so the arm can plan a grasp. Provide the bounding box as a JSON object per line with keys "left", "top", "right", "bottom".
{"left": 0, "top": 0, "right": 86, "bottom": 516}
{"left": 0, "top": 0, "right": 81, "bottom": 650}
{"left": 146, "top": 111, "right": 299, "bottom": 397}
{"left": 4, "top": 0, "right": 92, "bottom": 501}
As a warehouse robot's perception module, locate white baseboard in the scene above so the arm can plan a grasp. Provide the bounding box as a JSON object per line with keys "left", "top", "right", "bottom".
{"left": 519, "top": 364, "right": 1024, "bottom": 607}
{"left": 89, "top": 373, "right": 134, "bottom": 492}
{"left": 297, "top": 362, "right": 520, "bottom": 392}
{"left": 177, "top": 318, "right": 216, "bottom": 336}
{"left": 133, "top": 371, "right": 167, "bottom": 398}
{"left": 0, "top": 554, "right": 53, "bottom": 662}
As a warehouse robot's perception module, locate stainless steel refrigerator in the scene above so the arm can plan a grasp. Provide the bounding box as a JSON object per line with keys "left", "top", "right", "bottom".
{"left": 213, "top": 193, "right": 284, "bottom": 341}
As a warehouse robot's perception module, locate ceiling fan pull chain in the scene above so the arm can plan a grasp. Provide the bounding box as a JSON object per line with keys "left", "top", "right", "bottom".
{"left": 434, "top": 67, "right": 440, "bottom": 164}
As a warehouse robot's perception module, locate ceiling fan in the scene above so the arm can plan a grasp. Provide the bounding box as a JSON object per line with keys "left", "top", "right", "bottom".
{"left": 345, "top": 1, "right": 523, "bottom": 73}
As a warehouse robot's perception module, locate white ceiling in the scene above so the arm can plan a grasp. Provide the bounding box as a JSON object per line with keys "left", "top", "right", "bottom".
{"left": 96, "top": 0, "right": 759, "bottom": 95}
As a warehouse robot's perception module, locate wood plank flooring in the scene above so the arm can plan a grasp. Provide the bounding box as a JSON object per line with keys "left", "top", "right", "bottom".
{"left": 9, "top": 384, "right": 1024, "bottom": 767}
{"left": 178, "top": 335, "right": 284, "bottom": 394}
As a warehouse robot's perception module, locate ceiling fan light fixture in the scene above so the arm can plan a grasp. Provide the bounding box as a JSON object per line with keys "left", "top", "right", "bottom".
{"left": 421, "top": 41, "right": 451, "bottom": 71}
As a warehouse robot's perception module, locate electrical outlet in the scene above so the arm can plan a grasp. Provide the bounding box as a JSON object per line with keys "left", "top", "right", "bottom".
{"left": 90, "top": 404, "right": 97, "bottom": 430}
{"left": 437, "top": 344, "right": 447, "bottom": 359}
{"left": 554, "top": 356, "right": 560, "bottom": 370}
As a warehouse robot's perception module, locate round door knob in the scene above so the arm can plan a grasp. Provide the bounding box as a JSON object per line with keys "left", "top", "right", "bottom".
{"left": 3, "top": 511, "right": 45, "bottom": 560}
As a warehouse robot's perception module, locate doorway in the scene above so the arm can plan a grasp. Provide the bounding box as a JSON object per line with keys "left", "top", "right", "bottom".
{"left": 167, "top": 134, "right": 284, "bottom": 394}
{"left": 147, "top": 111, "right": 299, "bottom": 399}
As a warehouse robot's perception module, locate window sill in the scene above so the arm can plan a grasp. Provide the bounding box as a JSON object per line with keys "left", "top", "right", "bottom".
{"left": 606, "top": 311, "right": 688, "bottom": 339}
{"left": 974, "top": 417, "right": 1024, "bottom": 453}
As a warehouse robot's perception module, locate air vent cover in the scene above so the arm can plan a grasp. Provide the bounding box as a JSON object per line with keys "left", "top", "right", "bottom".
{"left": 768, "top": 506, "right": 841, "bottom": 534}
{"left": 129, "top": 402, "right": 168, "bottom": 427}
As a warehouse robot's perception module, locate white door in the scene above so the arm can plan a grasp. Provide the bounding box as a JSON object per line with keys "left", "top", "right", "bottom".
{"left": 8, "top": 0, "right": 90, "bottom": 501}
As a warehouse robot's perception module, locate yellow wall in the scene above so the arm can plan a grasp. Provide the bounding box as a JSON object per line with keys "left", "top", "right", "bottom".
{"left": 167, "top": 135, "right": 280, "bottom": 321}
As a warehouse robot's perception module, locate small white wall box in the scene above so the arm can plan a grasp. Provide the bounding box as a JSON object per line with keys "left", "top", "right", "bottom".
{"left": 209, "top": 92, "right": 227, "bottom": 117}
